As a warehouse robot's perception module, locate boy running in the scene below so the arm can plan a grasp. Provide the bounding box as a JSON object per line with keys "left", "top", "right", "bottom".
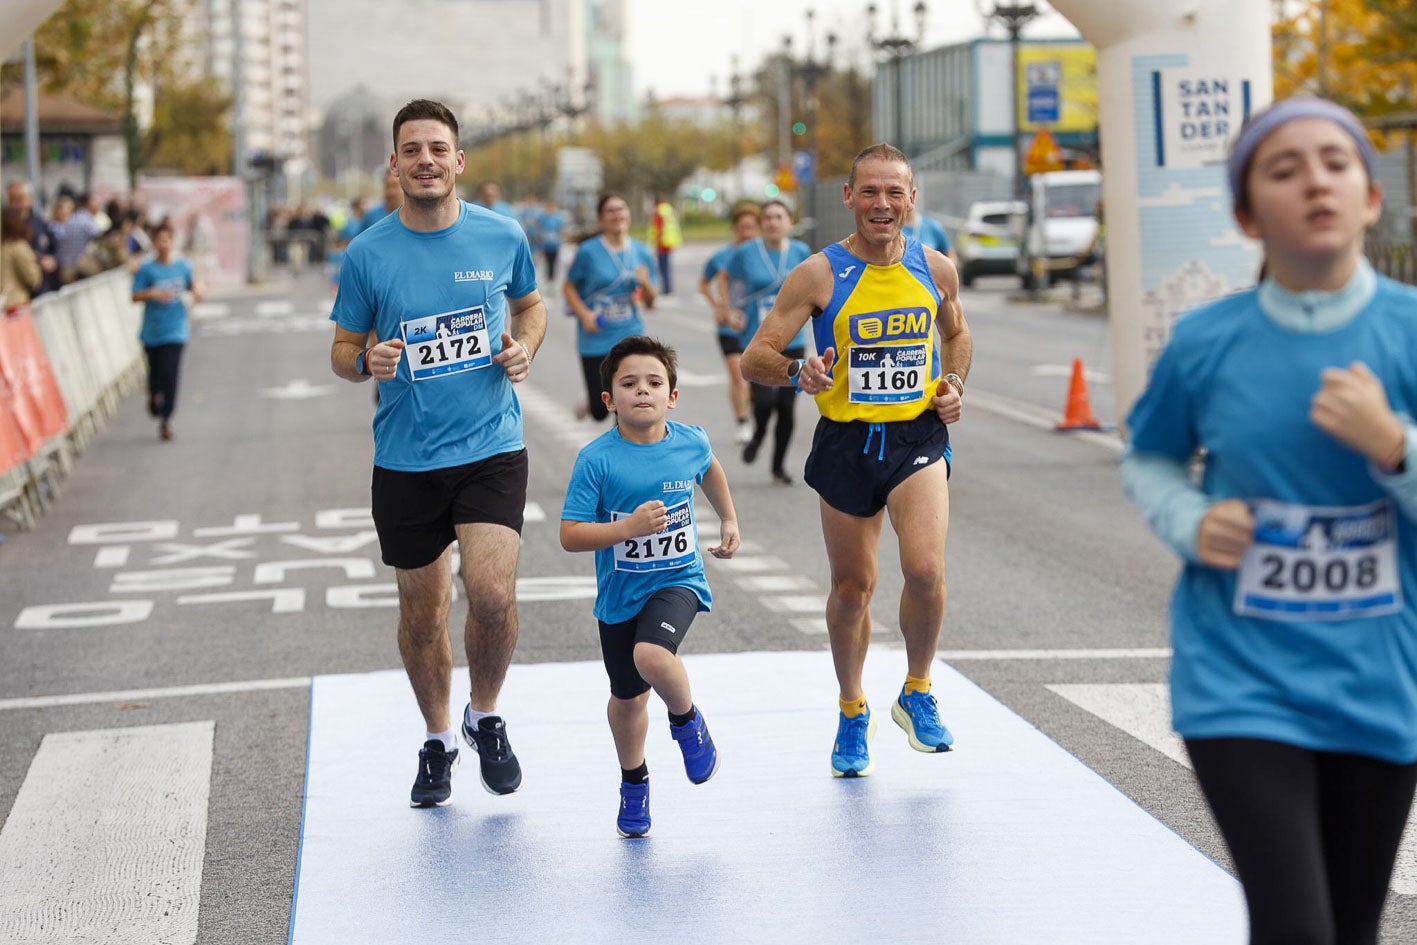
{"left": 560, "top": 335, "right": 741, "bottom": 838}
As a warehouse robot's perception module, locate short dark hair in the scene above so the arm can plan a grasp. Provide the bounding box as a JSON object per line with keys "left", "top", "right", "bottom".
{"left": 600, "top": 335, "right": 678, "bottom": 393}
{"left": 392, "top": 99, "right": 459, "bottom": 148}
{"left": 596, "top": 192, "right": 627, "bottom": 217}
{"left": 151, "top": 222, "right": 175, "bottom": 239}
{"left": 761, "top": 198, "right": 794, "bottom": 220}
{"left": 848, "top": 143, "right": 914, "bottom": 189}
{"left": 730, "top": 202, "right": 761, "bottom": 224}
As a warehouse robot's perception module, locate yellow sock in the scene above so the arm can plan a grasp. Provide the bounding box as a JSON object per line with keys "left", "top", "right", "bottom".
{"left": 904, "top": 675, "right": 931, "bottom": 695}
{"left": 839, "top": 696, "right": 868, "bottom": 718}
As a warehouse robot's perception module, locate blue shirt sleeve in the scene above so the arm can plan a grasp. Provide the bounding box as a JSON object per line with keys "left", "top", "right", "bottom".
{"left": 509, "top": 230, "right": 538, "bottom": 299}
{"left": 1125, "top": 333, "right": 1199, "bottom": 460}
{"left": 562, "top": 451, "right": 603, "bottom": 523}
{"left": 330, "top": 244, "right": 376, "bottom": 333}
{"left": 567, "top": 242, "right": 593, "bottom": 290}
{"left": 636, "top": 241, "right": 659, "bottom": 290}
{"left": 133, "top": 264, "right": 154, "bottom": 293}
{"left": 182, "top": 260, "right": 195, "bottom": 290}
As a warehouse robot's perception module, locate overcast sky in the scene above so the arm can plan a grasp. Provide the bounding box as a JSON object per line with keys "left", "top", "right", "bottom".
{"left": 624, "top": 0, "right": 1081, "bottom": 101}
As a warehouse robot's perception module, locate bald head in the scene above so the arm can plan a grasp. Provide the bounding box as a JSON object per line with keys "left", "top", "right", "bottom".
{"left": 6, "top": 180, "right": 34, "bottom": 214}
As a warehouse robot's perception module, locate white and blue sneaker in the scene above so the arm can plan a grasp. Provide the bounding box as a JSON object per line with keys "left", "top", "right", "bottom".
{"left": 831, "top": 707, "right": 876, "bottom": 778}
{"left": 669, "top": 707, "right": 719, "bottom": 784}
{"left": 892, "top": 687, "right": 955, "bottom": 752}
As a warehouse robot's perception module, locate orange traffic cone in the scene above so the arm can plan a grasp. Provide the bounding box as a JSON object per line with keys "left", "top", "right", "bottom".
{"left": 1055, "top": 358, "right": 1105, "bottom": 431}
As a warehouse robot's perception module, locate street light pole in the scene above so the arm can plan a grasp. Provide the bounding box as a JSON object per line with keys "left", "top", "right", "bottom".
{"left": 724, "top": 56, "right": 747, "bottom": 199}
{"left": 978, "top": 2, "right": 1039, "bottom": 294}
{"left": 798, "top": 10, "right": 836, "bottom": 168}
{"left": 867, "top": 1, "right": 927, "bottom": 154}
{"left": 779, "top": 35, "right": 793, "bottom": 176}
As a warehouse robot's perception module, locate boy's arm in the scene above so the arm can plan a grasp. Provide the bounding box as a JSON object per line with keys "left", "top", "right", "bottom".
{"left": 698, "top": 457, "right": 740, "bottom": 558}
{"left": 560, "top": 500, "right": 670, "bottom": 552}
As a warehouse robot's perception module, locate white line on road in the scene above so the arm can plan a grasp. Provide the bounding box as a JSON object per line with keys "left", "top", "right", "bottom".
{"left": 1046, "top": 680, "right": 1417, "bottom": 896}
{"left": 966, "top": 389, "right": 1124, "bottom": 453}
{"left": 0, "top": 677, "right": 311, "bottom": 711}
{"left": 945, "top": 647, "right": 1172, "bottom": 661}
{"left": 0, "top": 721, "right": 214, "bottom": 945}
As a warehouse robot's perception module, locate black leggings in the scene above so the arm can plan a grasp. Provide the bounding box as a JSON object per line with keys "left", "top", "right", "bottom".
{"left": 1186, "top": 737, "right": 1417, "bottom": 945}
{"left": 144, "top": 343, "right": 185, "bottom": 420}
{"left": 747, "top": 346, "right": 803, "bottom": 476}
{"left": 580, "top": 354, "right": 610, "bottom": 421}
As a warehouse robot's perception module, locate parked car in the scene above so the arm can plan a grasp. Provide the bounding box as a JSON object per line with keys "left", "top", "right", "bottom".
{"left": 955, "top": 200, "right": 1027, "bottom": 287}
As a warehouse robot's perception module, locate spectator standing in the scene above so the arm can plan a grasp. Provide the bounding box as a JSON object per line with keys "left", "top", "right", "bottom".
{"left": 50, "top": 194, "right": 101, "bottom": 286}
{"left": 1, "top": 206, "right": 43, "bottom": 310}
{"left": 649, "top": 194, "right": 682, "bottom": 294}
{"left": 7, "top": 181, "right": 59, "bottom": 295}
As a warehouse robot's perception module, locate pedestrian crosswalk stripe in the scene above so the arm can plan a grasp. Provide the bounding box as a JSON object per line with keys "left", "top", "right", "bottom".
{"left": 0, "top": 722, "right": 214, "bottom": 945}
{"left": 1049, "top": 681, "right": 1417, "bottom": 897}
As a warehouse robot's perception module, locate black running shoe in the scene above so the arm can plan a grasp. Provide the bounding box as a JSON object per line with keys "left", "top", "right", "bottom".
{"left": 409, "top": 739, "right": 459, "bottom": 808}
{"left": 461, "top": 714, "right": 523, "bottom": 795}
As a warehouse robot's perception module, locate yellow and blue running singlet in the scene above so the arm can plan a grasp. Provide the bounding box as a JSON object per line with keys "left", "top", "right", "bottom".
{"left": 813, "top": 239, "right": 942, "bottom": 424}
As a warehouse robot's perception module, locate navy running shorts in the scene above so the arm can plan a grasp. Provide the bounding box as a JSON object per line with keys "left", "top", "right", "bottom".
{"left": 717, "top": 333, "right": 744, "bottom": 357}
{"left": 598, "top": 586, "right": 700, "bottom": 699}
{"left": 803, "top": 410, "right": 951, "bottom": 518}
{"left": 371, "top": 448, "right": 529, "bottom": 570}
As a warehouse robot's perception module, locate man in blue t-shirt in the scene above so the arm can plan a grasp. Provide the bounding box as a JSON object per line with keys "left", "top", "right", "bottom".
{"left": 537, "top": 199, "right": 567, "bottom": 282}
{"left": 903, "top": 207, "right": 955, "bottom": 264}
{"left": 132, "top": 222, "right": 202, "bottom": 441}
{"left": 329, "top": 99, "right": 548, "bottom": 809}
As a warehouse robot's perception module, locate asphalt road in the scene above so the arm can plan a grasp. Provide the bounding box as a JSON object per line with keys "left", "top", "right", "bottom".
{"left": 1, "top": 242, "right": 1413, "bottom": 944}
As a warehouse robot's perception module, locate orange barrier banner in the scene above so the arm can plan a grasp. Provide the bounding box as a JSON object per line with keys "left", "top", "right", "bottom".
{"left": 0, "top": 381, "right": 30, "bottom": 475}
{"left": 0, "top": 305, "right": 70, "bottom": 456}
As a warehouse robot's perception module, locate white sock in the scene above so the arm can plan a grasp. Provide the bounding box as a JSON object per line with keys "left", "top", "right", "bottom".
{"left": 427, "top": 729, "right": 456, "bottom": 753}
{"left": 464, "top": 706, "right": 493, "bottom": 730}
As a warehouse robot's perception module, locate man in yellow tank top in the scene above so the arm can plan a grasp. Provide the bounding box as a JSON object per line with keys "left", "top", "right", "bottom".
{"left": 743, "top": 143, "right": 972, "bottom": 778}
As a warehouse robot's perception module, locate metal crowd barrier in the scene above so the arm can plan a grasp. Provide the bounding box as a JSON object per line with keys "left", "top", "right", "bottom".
{"left": 1, "top": 269, "right": 145, "bottom": 531}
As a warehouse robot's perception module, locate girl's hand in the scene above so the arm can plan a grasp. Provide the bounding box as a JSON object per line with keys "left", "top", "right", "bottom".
{"left": 1311, "top": 362, "right": 1406, "bottom": 468}
{"left": 710, "top": 520, "right": 740, "bottom": 558}
{"left": 1196, "top": 499, "right": 1255, "bottom": 570}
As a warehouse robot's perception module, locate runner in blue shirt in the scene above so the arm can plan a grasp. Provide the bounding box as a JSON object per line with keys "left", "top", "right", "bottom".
{"left": 329, "top": 99, "right": 548, "bottom": 810}
{"left": 563, "top": 192, "right": 658, "bottom": 422}
{"left": 561, "top": 335, "right": 741, "bottom": 838}
{"left": 132, "top": 221, "right": 202, "bottom": 441}
{"left": 1122, "top": 97, "right": 1417, "bottom": 945}
{"left": 699, "top": 203, "right": 760, "bottom": 445}
{"left": 537, "top": 199, "right": 567, "bottom": 283}
{"left": 719, "top": 199, "right": 811, "bottom": 484}
{"left": 902, "top": 206, "right": 954, "bottom": 263}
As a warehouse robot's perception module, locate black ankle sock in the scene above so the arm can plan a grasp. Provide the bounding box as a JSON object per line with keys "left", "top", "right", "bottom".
{"left": 622, "top": 762, "right": 649, "bottom": 784}
{"left": 668, "top": 706, "right": 696, "bottom": 727}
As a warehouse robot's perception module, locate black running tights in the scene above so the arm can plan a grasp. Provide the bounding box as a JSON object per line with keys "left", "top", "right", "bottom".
{"left": 145, "top": 343, "right": 184, "bottom": 420}
{"left": 748, "top": 346, "right": 803, "bottom": 475}
{"left": 1185, "top": 737, "right": 1417, "bottom": 945}
{"left": 580, "top": 354, "right": 610, "bottom": 422}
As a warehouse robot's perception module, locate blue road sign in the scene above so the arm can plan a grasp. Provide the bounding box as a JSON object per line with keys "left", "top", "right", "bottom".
{"left": 792, "top": 149, "right": 816, "bottom": 186}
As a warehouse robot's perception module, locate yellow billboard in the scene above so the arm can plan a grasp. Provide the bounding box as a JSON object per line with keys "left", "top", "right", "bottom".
{"left": 1016, "top": 43, "right": 1099, "bottom": 134}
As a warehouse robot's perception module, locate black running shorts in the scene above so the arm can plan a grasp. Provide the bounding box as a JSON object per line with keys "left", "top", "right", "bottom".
{"left": 597, "top": 586, "right": 701, "bottom": 699}
{"left": 371, "top": 448, "right": 529, "bottom": 570}
{"left": 803, "top": 410, "right": 951, "bottom": 518}
{"left": 716, "top": 333, "right": 744, "bottom": 357}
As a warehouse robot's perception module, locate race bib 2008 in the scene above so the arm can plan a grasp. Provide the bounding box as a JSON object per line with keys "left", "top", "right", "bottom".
{"left": 402, "top": 306, "right": 492, "bottom": 381}
{"left": 1234, "top": 498, "right": 1402, "bottom": 622}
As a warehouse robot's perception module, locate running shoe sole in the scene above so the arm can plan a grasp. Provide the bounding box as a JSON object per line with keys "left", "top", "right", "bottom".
{"left": 891, "top": 698, "right": 953, "bottom": 753}
{"left": 831, "top": 711, "right": 877, "bottom": 778}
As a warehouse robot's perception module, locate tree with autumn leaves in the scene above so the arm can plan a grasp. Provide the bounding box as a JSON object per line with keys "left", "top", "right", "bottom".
{"left": 3, "top": 0, "right": 233, "bottom": 187}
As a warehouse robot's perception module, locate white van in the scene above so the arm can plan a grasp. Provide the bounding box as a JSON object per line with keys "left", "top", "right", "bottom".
{"left": 1019, "top": 169, "right": 1101, "bottom": 287}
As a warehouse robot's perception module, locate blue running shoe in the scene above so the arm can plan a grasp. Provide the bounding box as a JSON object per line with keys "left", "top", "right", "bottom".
{"left": 892, "top": 687, "right": 955, "bottom": 752}
{"left": 831, "top": 707, "right": 876, "bottom": 778}
{"left": 669, "top": 707, "right": 719, "bottom": 784}
{"left": 616, "top": 780, "right": 651, "bottom": 838}
{"left": 409, "top": 739, "right": 459, "bottom": 808}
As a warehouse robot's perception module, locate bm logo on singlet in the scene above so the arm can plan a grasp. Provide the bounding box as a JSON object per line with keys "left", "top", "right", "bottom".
{"left": 849, "top": 309, "right": 931, "bottom": 344}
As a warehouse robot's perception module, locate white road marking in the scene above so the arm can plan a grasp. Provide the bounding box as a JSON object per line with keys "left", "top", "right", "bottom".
{"left": 1047, "top": 680, "right": 1417, "bottom": 896}
{"left": 0, "top": 722, "right": 214, "bottom": 945}
{"left": 705, "top": 555, "right": 789, "bottom": 572}
{"left": 946, "top": 647, "right": 1173, "bottom": 661}
{"left": 966, "top": 389, "right": 1123, "bottom": 453}
{"left": 190, "top": 301, "right": 230, "bottom": 319}
{"left": 255, "top": 300, "right": 295, "bottom": 316}
{"left": 760, "top": 594, "right": 830, "bottom": 613}
{"left": 93, "top": 546, "right": 131, "bottom": 568}
{"left": 260, "top": 379, "right": 336, "bottom": 400}
{"left": 735, "top": 574, "right": 817, "bottom": 592}
{"left": 790, "top": 616, "right": 896, "bottom": 636}
{"left": 1029, "top": 363, "right": 1111, "bottom": 382}
{"left": 0, "top": 677, "right": 310, "bottom": 711}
